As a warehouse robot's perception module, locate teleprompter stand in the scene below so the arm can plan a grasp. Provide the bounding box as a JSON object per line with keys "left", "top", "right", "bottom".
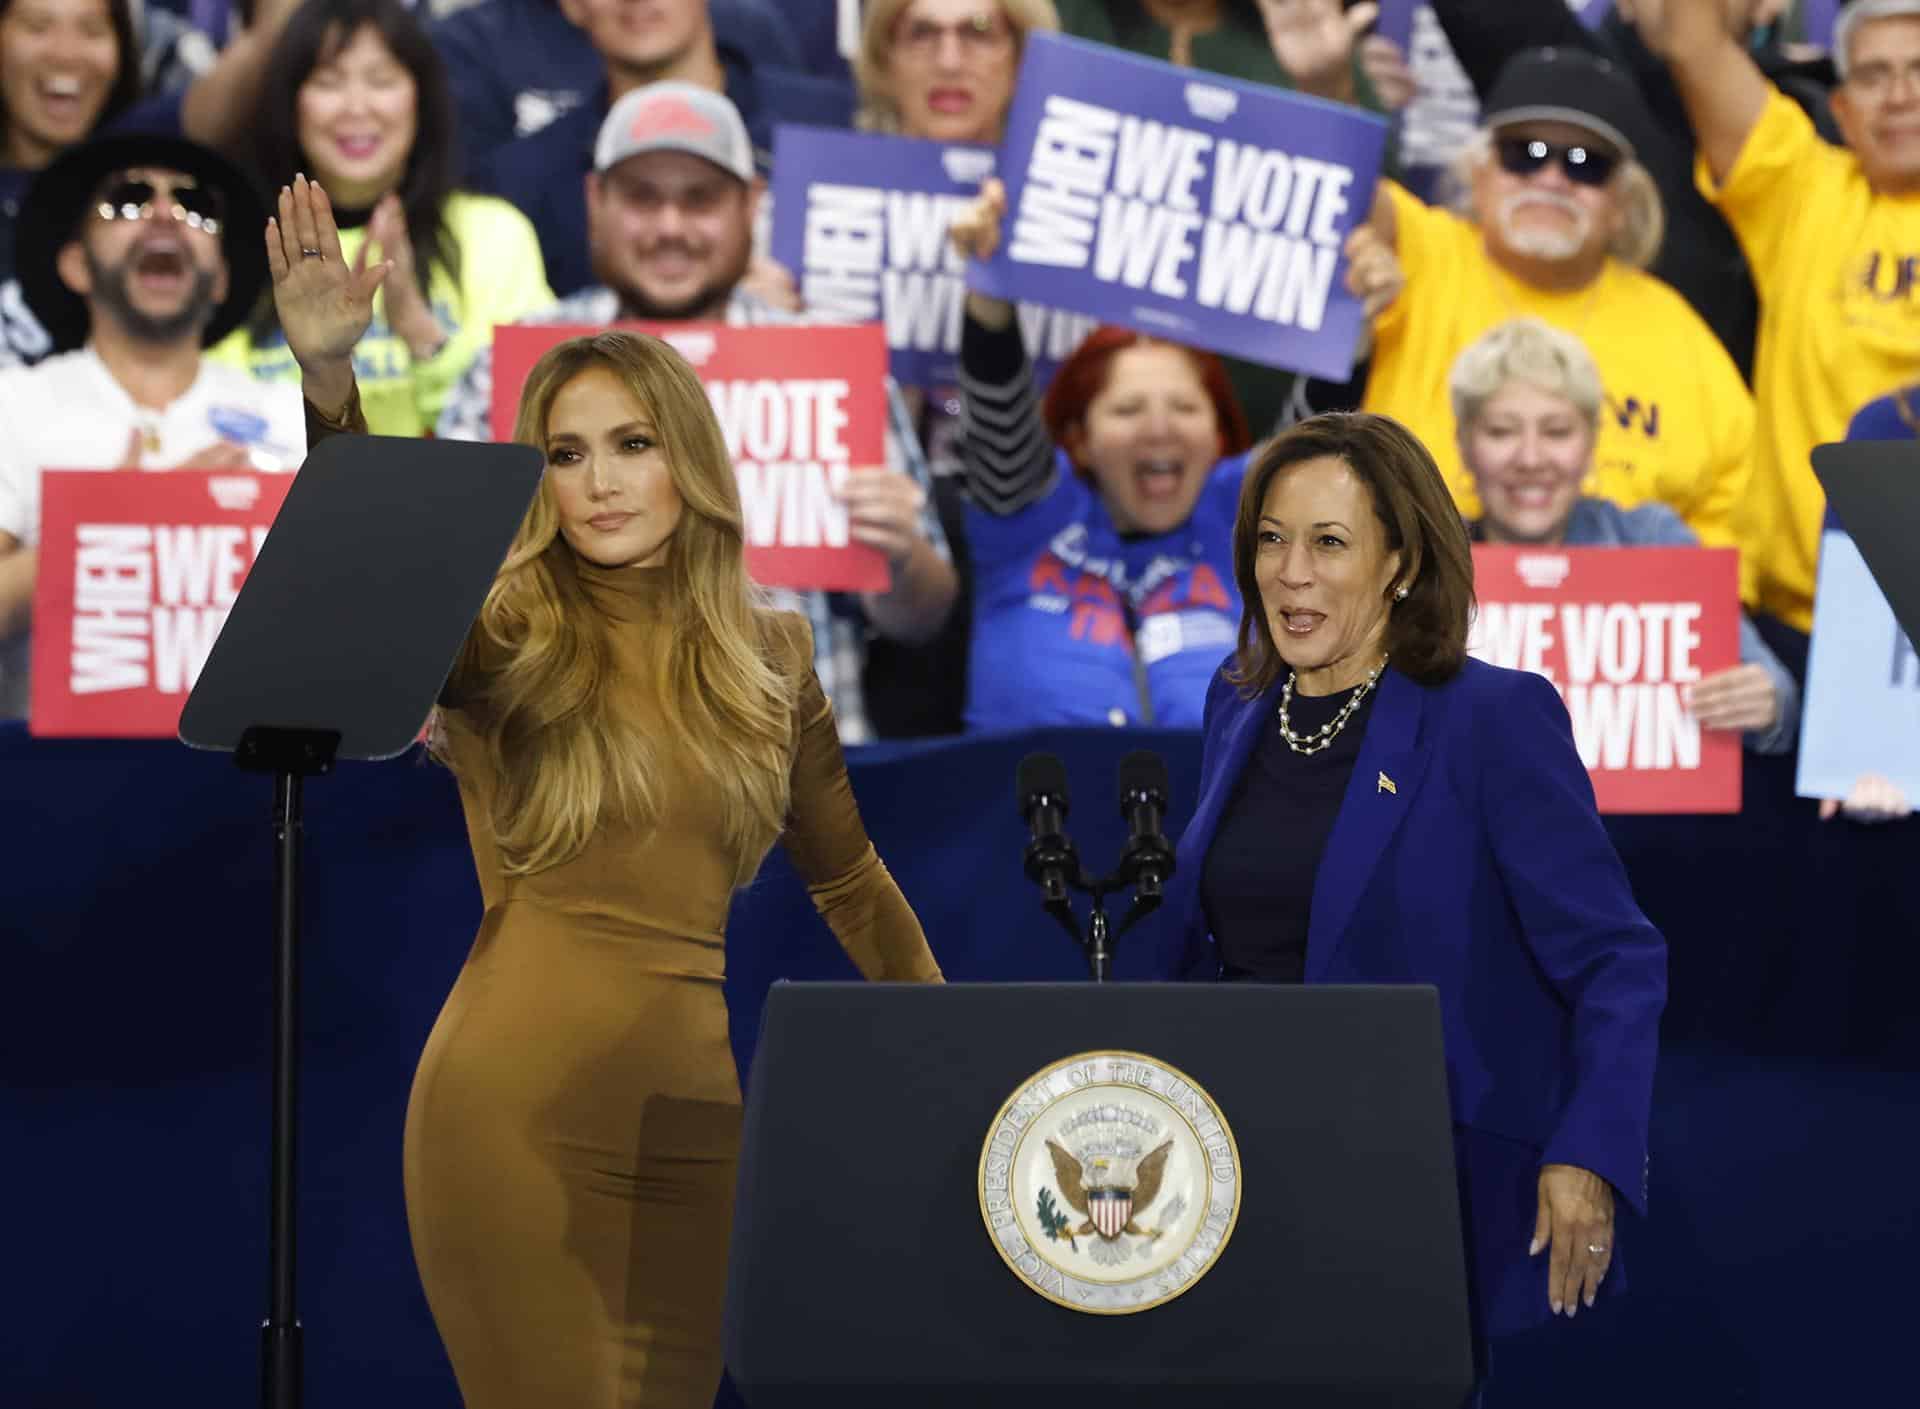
{"left": 180, "top": 433, "right": 541, "bottom": 1409}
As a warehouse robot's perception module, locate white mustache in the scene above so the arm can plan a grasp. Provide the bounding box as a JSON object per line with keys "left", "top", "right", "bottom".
{"left": 1495, "top": 191, "right": 1592, "bottom": 259}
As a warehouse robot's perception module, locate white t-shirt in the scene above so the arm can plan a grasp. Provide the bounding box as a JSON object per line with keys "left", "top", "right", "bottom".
{"left": 0, "top": 346, "right": 307, "bottom": 718}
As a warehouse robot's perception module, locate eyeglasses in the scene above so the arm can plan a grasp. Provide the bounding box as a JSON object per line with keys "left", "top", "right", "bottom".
{"left": 894, "top": 11, "right": 1014, "bottom": 62}
{"left": 94, "top": 175, "right": 225, "bottom": 235}
{"left": 1494, "top": 136, "right": 1619, "bottom": 188}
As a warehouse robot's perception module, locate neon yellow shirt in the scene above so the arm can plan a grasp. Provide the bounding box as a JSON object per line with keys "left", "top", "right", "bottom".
{"left": 1700, "top": 90, "right": 1920, "bottom": 632}
{"left": 1363, "top": 181, "right": 1753, "bottom": 550}
{"left": 209, "top": 192, "right": 553, "bottom": 437}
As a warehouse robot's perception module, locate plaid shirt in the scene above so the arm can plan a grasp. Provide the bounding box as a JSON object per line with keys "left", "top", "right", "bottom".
{"left": 438, "top": 286, "right": 948, "bottom": 745}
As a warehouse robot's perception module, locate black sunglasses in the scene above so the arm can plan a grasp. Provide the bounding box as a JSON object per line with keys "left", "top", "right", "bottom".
{"left": 93, "top": 176, "right": 225, "bottom": 234}
{"left": 1494, "top": 137, "right": 1619, "bottom": 188}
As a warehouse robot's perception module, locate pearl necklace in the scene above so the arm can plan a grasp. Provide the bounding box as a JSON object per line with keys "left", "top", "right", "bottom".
{"left": 1276, "top": 656, "right": 1387, "bottom": 756}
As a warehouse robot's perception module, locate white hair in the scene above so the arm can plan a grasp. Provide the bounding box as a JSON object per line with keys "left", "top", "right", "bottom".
{"left": 1443, "top": 130, "right": 1666, "bottom": 270}
{"left": 1449, "top": 318, "right": 1605, "bottom": 432}
{"left": 1833, "top": 0, "right": 1920, "bottom": 79}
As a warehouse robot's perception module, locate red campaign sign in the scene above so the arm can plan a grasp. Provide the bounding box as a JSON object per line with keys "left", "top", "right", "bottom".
{"left": 30, "top": 470, "right": 292, "bottom": 738}
{"left": 490, "top": 322, "right": 891, "bottom": 592}
{"left": 1468, "top": 545, "right": 1742, "bottom": 814}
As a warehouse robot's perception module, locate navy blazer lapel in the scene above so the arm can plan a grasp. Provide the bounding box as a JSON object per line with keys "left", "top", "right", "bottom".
{"left": 1185, "top": 677, "right": 1281, "bottom": 867}
{"left": 1306, "top": 669, "right": 1431, "bottom": 981}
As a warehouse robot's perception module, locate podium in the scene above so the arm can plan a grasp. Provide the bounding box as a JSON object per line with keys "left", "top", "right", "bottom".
{"left": 725, "top": 982, "right": 1475, "bottom": 1408}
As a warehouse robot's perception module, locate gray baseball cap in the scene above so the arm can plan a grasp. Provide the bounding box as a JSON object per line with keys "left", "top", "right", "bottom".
{"left": 593, "top": 82, "right": 754, "bottom": 183}
{"left": 1833, "top": 0, "right": 1920, "bottom": 78}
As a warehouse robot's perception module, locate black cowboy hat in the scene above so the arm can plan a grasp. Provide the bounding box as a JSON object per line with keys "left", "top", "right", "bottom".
{"left": 16, "top": 133, "right": 268, "bottom": 353}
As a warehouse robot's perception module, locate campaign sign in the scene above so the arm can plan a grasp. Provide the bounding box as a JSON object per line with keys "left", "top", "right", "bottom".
{"left": 971, "top": 31, "right": 1389, "bottom": 381}
{"left": 770, "top": 125, "right": 1096, "bottom": 389}
{"left": 489, "top": 322, "right": 891, "bottom": 592}
{"left": 1374, "top": 0, "right": 1418, "bottom": 49}
{"left": 1468, "top": 545, "right": 1741, "bottom": 813}
{"left": 1796, "top": 525, "right": 1920, "bottom": 802}
{"left": 29, "top": 470, "right": 292, "bottom": 737}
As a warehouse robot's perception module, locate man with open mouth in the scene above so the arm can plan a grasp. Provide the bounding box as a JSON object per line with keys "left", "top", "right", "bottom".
{"left": 0, "top": 131, "right": 306, "bottom": 718}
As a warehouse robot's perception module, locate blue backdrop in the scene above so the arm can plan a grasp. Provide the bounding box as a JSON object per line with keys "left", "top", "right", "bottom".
{"left": 2, "top": 723, "right": 1914, "bottom": 1405}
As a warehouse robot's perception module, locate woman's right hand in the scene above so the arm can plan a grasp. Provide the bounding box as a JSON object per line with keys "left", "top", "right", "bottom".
{"left": 266, "top": 174, "right": 389, "bottom": 385}
{"left": 950, "top": 177, "right": 1015, "bottom": 330}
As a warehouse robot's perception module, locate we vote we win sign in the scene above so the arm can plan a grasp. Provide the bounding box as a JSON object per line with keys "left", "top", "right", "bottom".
{"left": 489, "top": 322, "right": 890, "bottom": 593}
{"left": 973, "top": 32, "right": 1388, "bottom": 380}
{"left": 1469, "top": 546, "right": 1742, "bottom": 813}
{"left": 31, "top": 471, "right": 292, "bottom": 737}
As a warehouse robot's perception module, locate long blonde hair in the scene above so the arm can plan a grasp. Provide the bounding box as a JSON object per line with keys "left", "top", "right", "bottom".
{"left": 441, "top": 332, "right": 798, "bottom": 876}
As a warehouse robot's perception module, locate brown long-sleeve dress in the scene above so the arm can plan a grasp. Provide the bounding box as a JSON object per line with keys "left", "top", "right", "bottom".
{"left": 399, "top": 559, "right": 943, "bottom": 1408}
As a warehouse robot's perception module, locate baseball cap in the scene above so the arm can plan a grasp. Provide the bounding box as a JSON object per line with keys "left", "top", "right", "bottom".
{"left": 1481, "top": 48, "right": 1652, "bottom": 162}
{"left": 1833, "top": 1, "right": 1920, "bottom": 77}
{"left": 593, "top": 82, "right": 755, "bottom": 183}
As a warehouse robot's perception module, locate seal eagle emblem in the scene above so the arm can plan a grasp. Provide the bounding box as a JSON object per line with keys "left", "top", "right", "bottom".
{"left": 979, "top": 1051, "right": 1241, "bottom": 1313}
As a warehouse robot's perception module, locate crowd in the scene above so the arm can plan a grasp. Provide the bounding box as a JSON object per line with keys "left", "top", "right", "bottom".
{"left": 0, "top": 0, "right": 1913, "bottom": 818}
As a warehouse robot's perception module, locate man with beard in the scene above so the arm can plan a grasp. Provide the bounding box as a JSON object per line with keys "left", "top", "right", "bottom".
{"left": 1357, "top": 46, "right": 1754, "bottom": 550}
{"left": 1620, "top": 0, "right": 1920, "bottom": 669}
{"left": 0, "top": 133, "right": 304, "bottom": 718}
{"left": 439, "top": 82, "right": 958, "bottom": 744}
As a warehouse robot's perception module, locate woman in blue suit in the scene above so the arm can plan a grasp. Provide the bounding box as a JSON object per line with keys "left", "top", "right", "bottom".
{"left": 1163, "top": 412, "right": 1666, "bottom": 1375}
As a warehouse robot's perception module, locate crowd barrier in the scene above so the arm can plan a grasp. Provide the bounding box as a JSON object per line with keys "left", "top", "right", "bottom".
{"left": 2, "top": 721, "right": 1914, "bottom": 1404}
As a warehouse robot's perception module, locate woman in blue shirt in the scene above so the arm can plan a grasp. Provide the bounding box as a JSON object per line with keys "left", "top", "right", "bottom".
{"left": 948, "top": 176, "right": 1403, "bottom": 728}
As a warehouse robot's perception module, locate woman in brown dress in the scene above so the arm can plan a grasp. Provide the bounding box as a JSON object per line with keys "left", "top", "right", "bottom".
{"left": 265, "top": 174, "right": 945, "bottom": 1408}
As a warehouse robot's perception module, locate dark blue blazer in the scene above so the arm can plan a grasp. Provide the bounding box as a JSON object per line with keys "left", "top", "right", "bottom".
{"left": 1163, "top": 657, "right": 1667, "bottom": 1336}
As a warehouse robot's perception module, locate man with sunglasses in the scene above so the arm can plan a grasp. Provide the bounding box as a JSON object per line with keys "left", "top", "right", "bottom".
{"left": 1620, "top": 0, "right": 1920, "bottom": 674}
{"left": 1358, "top": 45, "right": 1755, "bottom": 555}
{"left": 0, "top": 133, "right": 304, "bottom": 719}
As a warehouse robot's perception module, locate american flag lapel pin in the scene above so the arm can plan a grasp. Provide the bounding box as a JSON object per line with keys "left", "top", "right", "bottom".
{"left": 1377, "top": 771, "right": 1397, "bottom": 795}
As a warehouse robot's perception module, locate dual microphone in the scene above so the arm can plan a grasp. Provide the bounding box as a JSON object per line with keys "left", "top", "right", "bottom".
{"left": 1015, "top": 750, "right": 1176, "bottom": 980}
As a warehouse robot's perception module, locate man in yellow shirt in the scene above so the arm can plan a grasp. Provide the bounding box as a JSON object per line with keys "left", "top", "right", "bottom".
{"left": 1361, "top": 46, "right": 1754, "bottom": 549}
{"left": 1621, "top": 0, "right": 1920, "bottom": 645}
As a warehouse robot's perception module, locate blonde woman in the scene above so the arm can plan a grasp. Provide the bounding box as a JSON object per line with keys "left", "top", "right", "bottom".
{"left": 265, "top": 175, "right": 944, "bottom": 1409}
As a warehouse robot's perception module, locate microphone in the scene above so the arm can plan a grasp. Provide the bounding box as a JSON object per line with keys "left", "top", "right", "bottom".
{"left": 1016, "top": 752, "right": 1079, "bottom": 905}
{"left": 1116, "top": 750, "right": 1176, "bottom": 900}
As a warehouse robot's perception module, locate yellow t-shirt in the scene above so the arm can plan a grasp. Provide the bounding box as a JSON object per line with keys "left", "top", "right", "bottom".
{"left": 1363, "top": 182, "right": 1753, "bottom": 550}
{"left": 209, "top": 192, "right": 554, "bottom": 437}
{"left": 1700, "top": 90, "right": 1920, "bottom": 632}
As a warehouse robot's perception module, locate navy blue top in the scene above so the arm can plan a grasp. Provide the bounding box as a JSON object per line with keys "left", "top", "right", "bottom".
{"left": 1203, "top": 681, "right": 1374, "bottom": 984}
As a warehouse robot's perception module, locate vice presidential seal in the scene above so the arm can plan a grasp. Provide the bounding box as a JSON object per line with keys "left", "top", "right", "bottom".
{"left": 978, "top": 1050, "right": 1241, "bottom": 1314}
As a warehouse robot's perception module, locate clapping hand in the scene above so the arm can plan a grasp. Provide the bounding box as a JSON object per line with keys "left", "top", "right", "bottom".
{"left": 266, "top": 174, "right": 388, "bottom": 411}
{"left": 367, "top": 193, "right": 444, "bottom": 360}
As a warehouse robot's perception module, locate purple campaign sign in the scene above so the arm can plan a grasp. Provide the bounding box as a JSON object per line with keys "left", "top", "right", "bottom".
{"left": 971, "top": 32, "right": 1390, "bottom": 382}
{"left": 1574, "top": 0, "right": 1614, "bottom": 30}
{"left": 1374, "top": 0, "right": 1417, "bottom": 50}
{"left": 770, "top": 124, "right": 1095, "bottom": 390}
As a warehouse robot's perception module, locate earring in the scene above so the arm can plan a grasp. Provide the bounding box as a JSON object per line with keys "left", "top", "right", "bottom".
{"left": 1393, "top": 585, "right": 1409, "bottom": 601}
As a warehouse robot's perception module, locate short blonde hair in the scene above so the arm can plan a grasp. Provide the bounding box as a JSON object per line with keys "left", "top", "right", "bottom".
{"left": 1445, "top": 129, "right": 1666, "bottom": 270}
{"left": 854, "top": 0, "right": 1061, "bottom": 136}
{"left": 1449, "top": 317, "right": 1605, "bottom": 431}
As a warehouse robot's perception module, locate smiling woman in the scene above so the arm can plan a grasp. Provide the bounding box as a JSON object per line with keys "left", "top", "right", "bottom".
{"left": 0, "top": 0, "right": 140, "bottom": 365}
{"left": 206, "top": 0, "right": 553, "bottom": 435}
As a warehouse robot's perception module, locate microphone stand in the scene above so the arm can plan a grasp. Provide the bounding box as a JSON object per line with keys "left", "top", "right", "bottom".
{"left": 1039, "top": 859, "right": 1165, "bottom": 984}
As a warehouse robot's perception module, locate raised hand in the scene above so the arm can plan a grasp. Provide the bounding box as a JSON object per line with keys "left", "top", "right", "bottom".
{"left": 1343, "top": 222, "right": 1404, "bottom": 320}
{"left": 1258, "top": 0, "right": 1375, "bottom": 103}
{"left": 266, "top": 174, "right": 388, "bottom": 375}
{"left": 1359, "top": 30, "right": 1416, "bottom": 112}
{"left": 950, "top": 177, "right": 1015, "bottom": 330}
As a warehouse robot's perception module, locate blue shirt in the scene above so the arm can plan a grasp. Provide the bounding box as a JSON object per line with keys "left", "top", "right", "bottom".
{"left": 965, "top": 450, "right": 1246, "bottom": 731}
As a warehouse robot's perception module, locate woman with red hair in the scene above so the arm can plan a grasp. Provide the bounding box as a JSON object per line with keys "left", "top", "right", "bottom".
{"left": 949, "top": 179, "right": 1400, "bottom": 728}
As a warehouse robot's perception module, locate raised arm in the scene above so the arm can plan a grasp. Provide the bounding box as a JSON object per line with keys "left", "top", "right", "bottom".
{"left": 949, "top": 180, "right": 1060, "bottom": 517}
{"left": 266, "top": 175, "right": 388, "bottom": 435}
{"left": 1427, "top": 0, "right": 1595, "bottom": 98}
{"left": 180, "top": 0, "right": 302, "bottom": 149}
{"left": 1617, "top": 0, "right": 1771, "bottom": 184}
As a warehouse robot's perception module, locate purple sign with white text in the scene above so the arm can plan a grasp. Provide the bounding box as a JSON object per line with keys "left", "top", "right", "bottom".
{"left": 1374, "top": 0, "right": 1418, "bottom": 49}
{"left": 771, "top": 124, "right": 1095, "bottom": 390}
{"left": 970, "top": 32, "right": 1389, "bottom": 381}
